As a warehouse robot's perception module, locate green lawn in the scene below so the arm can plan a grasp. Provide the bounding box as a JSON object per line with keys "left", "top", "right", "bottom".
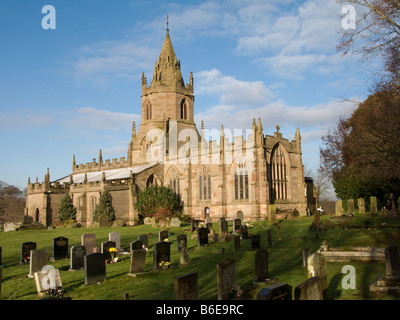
{"left": 1, "top": 214, "right": 400, "bottom": 300}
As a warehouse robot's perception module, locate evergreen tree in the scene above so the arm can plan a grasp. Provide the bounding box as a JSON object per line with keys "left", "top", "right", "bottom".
{"left": 93, "top": 190, "right": 115, "bottom": 222}
{"left": 58, "top": 193, "right": 77, "bottom": 223}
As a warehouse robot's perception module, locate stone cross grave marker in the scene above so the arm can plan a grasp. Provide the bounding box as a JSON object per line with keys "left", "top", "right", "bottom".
{"left": 294, "top": 276, "right": 323, "bottom": 300}
{"left": 20, "top": 242, "right": 36, "bottom": 264}
{"left": 251, "top": 234, "right": 261, "bottom": 249}
{"left": 109, "top": 232, "right": 122, "bottom": 252}
{"left": 197, "top": 227, "right": 208, "bottom": 246}
{"left": 153, "top": 241, "right": 171, "bottom": 271}
{"left": 69, "top": 245, "right": 86, "bottom": 271}
{"left": 84, "top": 253, "right": 106, "bottom": 285}
{"left": 254, "top": 249, "right": 268, "bottom": 283}
{"left": 129, "top": 249, "right": 146, "bottom": 275}
{"left": 217, "top": 258, "right": 236, "bottom": 300}
{"left": 257, "top": 283, "right": 292, "bottom": 300}
{"left": 29, "top": 249, "right": 48, "bottom": 278}
{"left": 175, "top": 272, "right": 198, "bottom": 300}
{"left": 81, "top": 233, "right": 97, "bottom": 254}
{"left": 50, "top": 236, "right": 68, "bottom": 260}
{"left": 101, "top": 241, "right": 116, "bottom": 262}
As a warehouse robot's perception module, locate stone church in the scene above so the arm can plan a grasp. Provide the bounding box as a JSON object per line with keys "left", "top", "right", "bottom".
{"left": 25, "top": 27, "right": 310, "bottom": 227}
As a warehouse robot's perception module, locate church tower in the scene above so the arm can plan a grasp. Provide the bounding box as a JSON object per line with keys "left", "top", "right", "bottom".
{"left": 128, "top": 24, "right": 199, "bottom": 165}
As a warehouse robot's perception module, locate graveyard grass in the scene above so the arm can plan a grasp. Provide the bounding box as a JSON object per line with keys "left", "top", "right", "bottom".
{"left": 1, "top": 213, "right": 400, "bottom": 300}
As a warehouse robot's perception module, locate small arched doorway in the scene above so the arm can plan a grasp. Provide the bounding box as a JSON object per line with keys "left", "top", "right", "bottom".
{"left": 236, "top": 211, "right": 244, "bottom": 224}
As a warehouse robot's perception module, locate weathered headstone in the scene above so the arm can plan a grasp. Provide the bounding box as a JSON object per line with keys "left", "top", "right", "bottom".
{"left": 129, "top": 249, "right": 146, "bottom": 275}
{"left": 307, "top": 253, "right": 327, "bottom": 291}
{"left": 357, "top": 198, "right": 365, "bottom": 214}
{"left": 251, "top": 234, "right": 261, "bottom": 249}
{"left": 347, "top": 199, "right": 355, "bottom": 214}
{"left": 170, "top": 217, "right": 181, "bottom": 227}
{"left": 220, "top": 220, "right": 228, "bottom": 234}
{"left": 240, "top": 225, "right": 248, "bottom": 239}
{"left": 266, "top": 229, "right": 273, "bottom": 246}
{"left": 98, "top": 214, "right": 109, "bottom": 228}
{"left": 191, "top": 220, "right": 199, "bottom": 232}
{"left": 159, "top": 230, "right": 169, "bottom": 242}
{"left": 175, "top": 272, "right": 198, "bottom": 300}
{"left": 34, "top": 267, "right": 62, "bottom": 294}
{"left": 254, "top": 249, "right": 268, "bottom": 283}
{"left": 84, "top": 253, "right": 106, "bottom": 285}
{"left": 153, "top": 241, "right": 171, "bottom": 270}
{"left": 385, "top": 245, "right": 400, "bottom": 279}
{"left": 269, "top": 204, "right": 277, "bottom": 222}
{"left": 294, "top": 277, "right": 323, "bottom": 300}
{"left": 370, "top": 196, "right": 378, "bottom": 215}
{"left": 233, "top": 235, "right": 240, "bottom": 252}
{"left": 205, "top": 216, "right": 213, "bottom": 225}
{"left": 20, "top": 242, "right": 36, "bottom": 264}
{"left": 179, "top": 237, "right": 190, "bottom": 265}
{"left": 109, "top": 232, "right": 122, "bottom": 252}
{"left": 335, "top": 200, "right": 343, "bottom": 216}
{"left": 101, "top": 241, "right": 116, "bottom": 262}
{"left": 257, "top": 283, "right": 292, "bottom": 300}
{"left": 69, "top": 245, "right": 86, "bottom": 271}
{"left": 206, "top": 222, "right": 213, "bottom": 233}
{"left": 130, "top": 240, "right": 143, "bottom": 253}
{"left": 216, "top": 258, "right": 236, "bottom": 300}
{"left": 388, "top": 193, "right": 399, "bottom": 218}
{"left": 138, "top": 234, "right": 148, "bottom": 248}
{"left": 50, "top": 236, "right": 68, "bottom": 260}
{"left": 197, "top": 228, "right": 208, "bottom": 246}
{"left": 81, "top": 233, "right": 97, "bottom": 254}
{"left": 234, "top": 219, "right": 241, "bottom": 233}
{"left": 29, "top": 249, "right": 48, "bottom": 278}
{"left": 302, "top": 248, "right": 310, "bottom": 267}
{"left": 177, "top": 234, "right": 187, "bottom": 253}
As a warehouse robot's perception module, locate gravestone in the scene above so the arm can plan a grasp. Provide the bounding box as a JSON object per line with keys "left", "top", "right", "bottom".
{"left": 384, "top": 245, "right": 400, "bottom": 279}
{"left": 357, "top": 198, "right": 365, "bottom": 214}
{"left": 109, "top": 232, "right": 122, "bottom": 252}
{"left": 170, "top": 217, "right": 181, "bottom": 227}
{"left": 29, "top": 249, "right": 48, "bottom": 278}
{"left": 205, "top": 217, "right": 213, "bottom": 225}
{"left": 34, "top": 267, "right": 62, "bottom": 294}
{"left": 302, "top": 248, "right": 310, "bottom": 267}
{"left": 191, "top": 220, "right": 200, "bottom": 232}
{"left": 197, "top": 228, "right": 208, "bottom": 246}
{"left": 179, "top": 237, "right": 190, "bottom": 265}
{"left": 234, "top": 219, "right": 241, "bottom": 233}
{"left": 216, "top": 258, "right": 236, "bottom": 300}
{"left": 313, "top": 213, "right": 320, "bottom": 230}
{"left": 130, "top": 240, "right": 143, "bottom": 253}
{"left": 294, "top": 277, "right": 323, "bottom": 300}
{"left": 129, "top": 249, "right": 146, "bottom": 275}
{"left": 138, "top": 234, "right": 148, "bottom": 248}
{"left": 257, "top": 283, "right": 292, "bottom": 300}
{"left": 240, "top": 225, "right": 248, "bottom": 239}
{"left": 220, "top": 220, "right": 228, "bottom": 234}
{"left": 206, "top": 222, "right": 213, "bottom": 233}
{"left": 84, "top": 253, "right": 106, "bottom": 285}
{"left": 81, "top": 233, "right": 97, "bottom": 254}
{"left": 307, "top": 252, "right": 327, "bottom": 291}
{"left": 233, "top": 235, "right": 240, "bottom": 252}
{"left": 69, "top": 245, "right": 86, "bottom": 271}
{"left": 177, "top": 234, "right": 187, "bottom": 253}
{"left": 153, "top": 241, "right": 171, "bottom": 270}
{"left": 98, "top": 214, "right": 108, "bottom": 228}
{"left": 101, "top": 241, "right": 116, "bottom": 262}
{"left": 254, "top": 249, "right": 268, "bottom": 283}
{"left": 347, "top": 199, "right": 355, "bottom": 214}
{"left": 370, "top": 196, "right": 378, "bottom": 215}
{"left": 335, "top": 200, "right": 343, "bottom": 216}
{"left": 50, "top": 237, "right": 68, "bottom": 260}
{"left": 175, "top": 272, "right": 198, "bottom": 300}
{"left": 388, "top": 193, "right": 399, "bottom": 218}
{"left": 159, "top": 230, "right": 169, "bottom": 242}
{"left": 20, "top": 242, "right": 36, "bottom": 264}
{"left": 251, "top": 234, "right": 261, "bottom": 249}
{"left": 266, "top": 229, "right": 273, "bottom": 246}
{"left": 269, "top": 204, "right": 276, "bottom": 222}
{"left": 3, "top": 223, "right": 16, "bottom": 232}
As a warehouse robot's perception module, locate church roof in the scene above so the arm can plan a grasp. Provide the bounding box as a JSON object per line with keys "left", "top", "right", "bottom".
{"left": 54, "top": 163, "right": 158, "bottom": 185}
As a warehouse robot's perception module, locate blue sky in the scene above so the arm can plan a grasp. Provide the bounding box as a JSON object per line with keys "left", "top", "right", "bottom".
{"left": 0, "top": 0, "right": 372, "bottom": 194}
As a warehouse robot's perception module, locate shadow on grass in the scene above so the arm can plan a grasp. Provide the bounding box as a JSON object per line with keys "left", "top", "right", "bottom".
{"left": 326, "top": 272, "right": 343, "bottom": 300}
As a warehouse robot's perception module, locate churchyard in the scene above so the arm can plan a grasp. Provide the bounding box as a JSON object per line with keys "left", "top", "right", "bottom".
{"left": 1, "top": 212, "right": 400, "bottom": 300}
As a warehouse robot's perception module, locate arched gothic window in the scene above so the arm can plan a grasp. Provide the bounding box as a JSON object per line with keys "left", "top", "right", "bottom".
{"left": 145, "top": 101, "right": 152, "bottom": 120}
{"left": 180, "top": 99, "right": 188, "bottom": 120}
{"left": 168, "top": 168, "right": 180, "bottom": 196}
{"left": 198, "top": 165, "right": 211, "bottom": 200}
{"left": 271, "top": 144, "right": 288, "bottom": 201}
{"left": 234, "top": 161, "right": 249, "bottom": 200}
